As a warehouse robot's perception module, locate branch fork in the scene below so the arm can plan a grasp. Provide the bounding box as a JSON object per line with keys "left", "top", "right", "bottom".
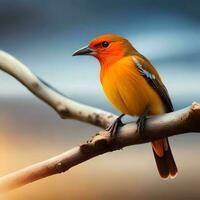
{"left": 0, "top": 50, "right": 199, "bottom": 193}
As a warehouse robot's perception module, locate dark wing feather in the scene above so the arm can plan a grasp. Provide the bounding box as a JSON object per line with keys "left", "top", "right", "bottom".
{"left": 133, "top": 57, "right": 174, "bottom": 113}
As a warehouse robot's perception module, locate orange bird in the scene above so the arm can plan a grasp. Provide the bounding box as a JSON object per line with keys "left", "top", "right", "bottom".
{"left": 73, "top": 34, "right": 177, "bottom": 178}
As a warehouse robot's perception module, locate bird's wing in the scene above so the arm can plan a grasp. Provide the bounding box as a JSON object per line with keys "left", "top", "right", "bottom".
{"left": 132, "top": 54, "right": 174, "bottom": 112}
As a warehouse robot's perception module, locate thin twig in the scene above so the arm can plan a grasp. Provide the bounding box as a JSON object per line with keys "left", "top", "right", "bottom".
{"left": 0, "top": 50, "right": 116, "bottom": 129}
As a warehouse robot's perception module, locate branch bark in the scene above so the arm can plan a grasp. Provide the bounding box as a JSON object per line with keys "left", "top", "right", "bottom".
{"left": 0, "top": 103, "right": 200, "bottom": 192}
{"left": 0, "top": 50, "right": 199, "bottom": 193}
{"left": 0, "top": 50, "right": 116, "bottom": 129}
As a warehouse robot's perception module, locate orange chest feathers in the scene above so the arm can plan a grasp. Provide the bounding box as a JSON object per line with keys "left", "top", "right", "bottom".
{"left": 100, "top": 56, "right": 164, "bottom": 116}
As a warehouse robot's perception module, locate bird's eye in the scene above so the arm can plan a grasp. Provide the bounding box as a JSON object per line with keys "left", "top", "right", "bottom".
{"left": 101, "top": 41, "right": 109, "bottom": 48}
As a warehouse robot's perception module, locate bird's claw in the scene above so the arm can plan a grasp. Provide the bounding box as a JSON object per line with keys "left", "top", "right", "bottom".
{"left": 106, "top": 114, "right": 124, "bottom": 138}
{"left": 136, "top": 115, "right": 147, "bottom": 138}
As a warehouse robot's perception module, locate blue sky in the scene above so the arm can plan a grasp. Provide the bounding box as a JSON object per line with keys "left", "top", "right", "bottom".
{"left": 0, "top": 0, "right": 200, "bottom": 111}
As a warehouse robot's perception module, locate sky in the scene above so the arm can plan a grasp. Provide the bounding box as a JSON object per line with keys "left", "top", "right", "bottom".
{"left": 0, "top": 0, "right": 200, "bottom": 110}
{"left": 0, "top": 1, "right": 200, "bottom": 199}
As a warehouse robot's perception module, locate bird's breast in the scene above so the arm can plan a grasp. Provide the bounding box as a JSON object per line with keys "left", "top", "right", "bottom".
{"left": 100, "top": 57, "right": 164, "bottom": 116}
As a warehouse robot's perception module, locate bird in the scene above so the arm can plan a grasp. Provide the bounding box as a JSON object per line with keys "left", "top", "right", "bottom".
{"left": 73, "top": 34, "right": 177, "bottom": 179}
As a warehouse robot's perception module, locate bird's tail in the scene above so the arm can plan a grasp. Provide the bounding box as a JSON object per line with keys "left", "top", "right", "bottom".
{"left": 151, "top": 138, "right": 177, "bottom": 178}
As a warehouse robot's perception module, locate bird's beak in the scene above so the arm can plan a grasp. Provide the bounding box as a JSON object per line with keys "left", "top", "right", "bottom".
{"left": 72, "top": 46, "right": 95, "bottom": 56}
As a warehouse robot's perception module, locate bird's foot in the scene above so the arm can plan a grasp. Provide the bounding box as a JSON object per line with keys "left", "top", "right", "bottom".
{"left": 106, "top": 114, "right": 125, "bottom": 138}
{"left": 136, "top": 115, "right": 147, "bottom": 137}
{"left": 136, "top": 106, "right": 150, "bottom": 138}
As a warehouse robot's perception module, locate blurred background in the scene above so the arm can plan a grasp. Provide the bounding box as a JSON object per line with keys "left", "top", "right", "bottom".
{"left": 0, "top": 0, "right": 200, "bottom": 199}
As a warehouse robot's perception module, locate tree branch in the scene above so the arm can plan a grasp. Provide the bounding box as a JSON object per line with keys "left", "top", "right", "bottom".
{"left": 0, "top": 50, "right": 199, "bottom": 193}
{"left": 0, "top": 103, "right": 200, "bottom": 192}
{"left": 0, "top": 50, "right": 116, "bottom": 129}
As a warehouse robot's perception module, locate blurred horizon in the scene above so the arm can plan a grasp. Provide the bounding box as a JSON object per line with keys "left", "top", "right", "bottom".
{"left": 0, "top": 0, "right": 200, "bottom": 199}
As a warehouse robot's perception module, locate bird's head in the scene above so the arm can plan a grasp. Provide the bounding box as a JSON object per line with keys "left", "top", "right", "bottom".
{"left": 73, "top": 34, "right": 136, "bottom": 66}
